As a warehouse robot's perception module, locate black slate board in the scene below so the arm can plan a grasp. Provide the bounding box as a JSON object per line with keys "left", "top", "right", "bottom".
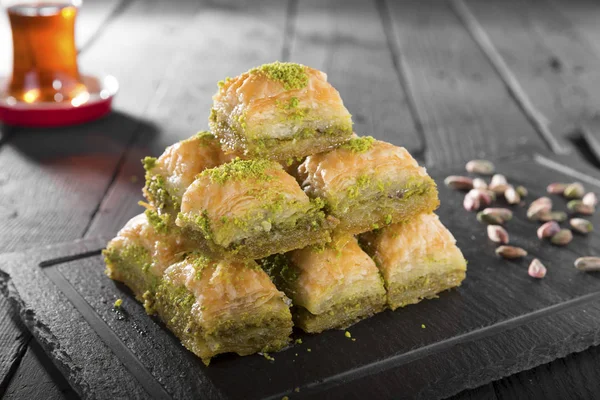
{"left": 1, "top": 153, "right": 600, "bottom": 400}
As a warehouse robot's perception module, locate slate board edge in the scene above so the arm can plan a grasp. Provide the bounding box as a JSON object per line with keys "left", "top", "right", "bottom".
{"left": 1, "top": 237, "right": 600, "bottom": 399}
{"left": 0, "top": 237, "right": 128, "bottom": 400}
{"left": 1, "top": 149, "right": 600, "bottom": 399}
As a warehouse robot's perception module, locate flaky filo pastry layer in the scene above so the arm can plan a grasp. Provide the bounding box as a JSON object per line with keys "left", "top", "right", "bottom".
{"left": 103, "top": 213, "right": 293, "bottom": 365}
{"left": 142, "top": 131, "right": 236, "bottom": 217}
{"left": 210, "top": 62, "right": 353, "bottom": 161}
{"left": 261, "top": 236, "right": 386, "bottom": 333}
{"left": 103, "top": 212, "right": 191, "bottom": 309}
{"left": 298, "top": 136, "right": 439, "bottom": 236}
{"left": 360, "top": 213, "right": 467, "bottom": 310}
{"left": 156, "top": 255, "right": 293, "bottom": 365}
{"left": 177, "top": 158, "right": 337, "bottom": 260}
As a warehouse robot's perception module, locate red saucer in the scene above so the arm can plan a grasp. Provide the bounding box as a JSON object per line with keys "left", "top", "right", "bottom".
{"left": 0, "top": 74, "right": 118, "bottom": 127}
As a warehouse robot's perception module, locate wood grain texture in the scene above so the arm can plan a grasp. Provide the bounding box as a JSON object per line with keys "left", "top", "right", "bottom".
{"left": 460, "top": 0, "right": 600, "bottom": 150}
{"left": 0, "top": 0, "right": 203, "bottom": 393}
{"left": 382, "top": 0, "right": 546, "bottom": 168}
{"left": 287, "top": 0, "right": 423, "bottom": 156}
{"left": 85, "top": 0, "right": 292, "bottom": 238}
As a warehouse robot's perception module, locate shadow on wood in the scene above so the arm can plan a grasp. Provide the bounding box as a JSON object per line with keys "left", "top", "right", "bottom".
{"left": 5, "top": 111, "right": 158, "bottom": 168}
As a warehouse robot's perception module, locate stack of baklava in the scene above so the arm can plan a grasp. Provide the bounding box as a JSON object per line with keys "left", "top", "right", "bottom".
{"left": 103, "top": 62, "right": 467, "bottom": 365}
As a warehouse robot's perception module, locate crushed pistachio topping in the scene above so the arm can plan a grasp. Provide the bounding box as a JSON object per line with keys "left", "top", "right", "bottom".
{"left": 209, "top": 108, "right": 218, "bottom": 123}
{"left": 347, "top": 175, "right": 371, "bottom": 199}
{"left": 145, "top": 209, "right": 171, "bottom": 235}
{"left": 178, "top": 210, "right": 212, "bottom": 240}
{"left": 263, "top": 353, "right": 275, "bottom": 362}
{"left": 192, "top": 130, "right": 215, "bottom": 141}
{"left": 260, "top": 254, "right": 299, "bottom": 286}
{"left": 104, "top": 244, "right": 152, "bottom": 273}
{"left": 142, "top": 156, "right": 157, "bottom": 171}
{"left": 250, "top": 62, "right": 309, "bottom": 90}
{"left": 114, "top": 298, "right": 123, "bottom": 308}
{"left": 201, "top": 158, "right": 275, "bottom": 185}
{"left": 217, "top": 77, "right": 232, "bottom": 88}
{"left": 344, "top": 331, "right": 351, "bottom": 338}
{"left": 294, "top": 338, "right": 303, "bottom": 345}
{"left": 340, "top": 136, "right": 375, "bottom": 153}
{"left": 188, "top": 253, "right": 213, "bottom": 280}
{"left": 421, "top": 324, "right": 426, "bottom": 329}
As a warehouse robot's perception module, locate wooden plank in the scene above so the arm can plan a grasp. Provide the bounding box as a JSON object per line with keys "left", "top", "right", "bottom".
{"left": 550, "top": 0, "right": 600, "bottom": 58}
{"left": 381, "top": 0, "right": 546, "bottom": 168}
{"left": 0, "top": 0, "right": 124, "bottom": 76}
{"left": 0, "top": 0, "right": 203, "bottom": 391}
{"left": 456, "top": 0, "right": 600, "bottom": 152}
{"left": 287, "top": 0, "right": 423, "bottom": 155}
{"left": 85, "top": 0, "right": 292, "bottom": 238}
{"left": 550, "top": 0, "right": 600, "bottom": 161}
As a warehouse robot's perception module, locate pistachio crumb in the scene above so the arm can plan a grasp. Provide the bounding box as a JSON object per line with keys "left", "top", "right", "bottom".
{"left": 294, "top": 387, "right": 300, "bottom": 393}
{"left": 340, "top": 136, "right": 375, "bottom": 153}
{"left": 263, "top": 353, "right": 275, "bottom": 362}
{"left": 421, "top": 324, "right": 426, "bottom": 329}
{"left": 344, "top": 331, "right": 351, "bottom": 338}
{"left": 114, "top": 299, "right": 123, "bottom": 308}
{"left": 307, "top": 348, "right": 312, "bottom": 352}
{"left": 250, "top": 62, "right": 308, "bottom": 90}
{"left": 202, "top": 158, "right": 275, "bottom": 184}
{"left": 281, "top": 397, "right": 289, "bottom": 400}
{"left": 294, "top": 338, "right": 303, "bottom": 345}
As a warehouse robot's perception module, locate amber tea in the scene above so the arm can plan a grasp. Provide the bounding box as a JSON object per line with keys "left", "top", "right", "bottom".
{"left": 7, "top": 1, "right": 87, "bottom": 103}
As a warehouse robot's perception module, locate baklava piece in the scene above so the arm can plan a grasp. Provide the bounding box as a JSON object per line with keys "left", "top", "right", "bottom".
{"left": 103, "top": 213, "right": 190, "bottom": 312}
{"left": 360, "top": 213, "right": 467, "bottom": 310}
{"left": 262, "top": 236, "right": 386, "bottom": 333}
{"left": 298, "top": 136, "right": 439, "bottom": 235}
{"left": 155, "top": 254, "right": 293, "bottom": 365}
{"left": 176, "top": 158, "right": 337, "bottom": 259}
{"left": 210, "top": 62, "right": 353, "bottom": 160}
{"left": 142, "top": 131, "right": 234, "bottom": 217}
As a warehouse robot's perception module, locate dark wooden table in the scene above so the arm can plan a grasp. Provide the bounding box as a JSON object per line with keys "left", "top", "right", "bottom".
{"left": 1, "top": 0, "right": 600, "bottom": 398}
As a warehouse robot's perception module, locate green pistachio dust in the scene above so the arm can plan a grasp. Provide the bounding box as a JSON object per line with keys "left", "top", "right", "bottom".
{"left": 340, "top": 136, "right": 375, "bottom": 153}
{"left": 249, "top": 62, "right": 308, "bottom": 90}
{"left": 200, "top": 158, "right": 275, "bottom": 185}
